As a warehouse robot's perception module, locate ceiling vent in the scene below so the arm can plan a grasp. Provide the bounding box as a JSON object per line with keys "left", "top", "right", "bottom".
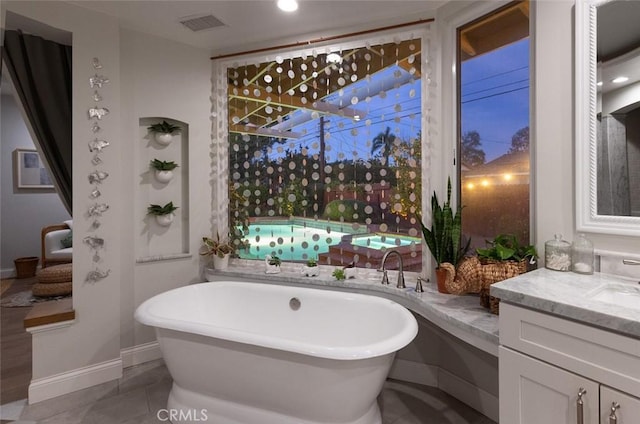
{"left": 179, "top": 14, "right": 225, "bottom": 32}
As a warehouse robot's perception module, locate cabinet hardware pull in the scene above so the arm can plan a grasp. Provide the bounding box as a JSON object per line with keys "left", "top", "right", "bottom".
{"left": 608, "top": 402, "right": 620, "bottom": 424}
{"left": 576, "top": 387, "right": 587, "bottom": 424}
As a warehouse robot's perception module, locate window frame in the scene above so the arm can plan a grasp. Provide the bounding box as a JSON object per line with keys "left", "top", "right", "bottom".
{"left": 211, "top": 26, "right": 432, "bottom": 271}
{"left": 436, "top": 0, "right": 534, "bottom": 251}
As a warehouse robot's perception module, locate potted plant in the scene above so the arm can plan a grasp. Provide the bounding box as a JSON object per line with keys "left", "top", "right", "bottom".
{"left": 419, "top": 177, "right": 470, "bottom": 293}
{"left": 475, "top": 233, "right": 537, "bottom": 313}
{"left": 150, "top": 159, "right": 179, "bottom": 183}
{"left": 301, "top": 258, "right": 319, "bottom": 277}
{"left": 265, "top": 254, "right": 281, "bottom": 274}
{"left": 147, "top": 201, "right": 178, "bottom": 226}
{"left": 201, "top": 233, "right": 235, "bottom": 270}
{"left": 476, "top": 233, "right": 537, "bottom": 266}
{"left": 147, "top": 120, "right": 181, "bottom": 145}
{"left": 332, "top": 268, "right": 346, "bottom": 280}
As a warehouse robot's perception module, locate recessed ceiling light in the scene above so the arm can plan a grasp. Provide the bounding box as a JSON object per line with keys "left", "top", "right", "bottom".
{"left": 612, "top": 76, "right": 629, "bottom": 84}
{"left": 277, "top": 0, "right": 298, "bottom": 12}
{"left": 597, "top": 81, "right": 603, "bottom": 86}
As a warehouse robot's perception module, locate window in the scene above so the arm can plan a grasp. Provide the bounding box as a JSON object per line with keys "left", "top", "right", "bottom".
{"left": 457, "top": 1, "right": 530, "bottom": 249}
{"left": 218, "top": 33, "right": 428, "bottom": 271}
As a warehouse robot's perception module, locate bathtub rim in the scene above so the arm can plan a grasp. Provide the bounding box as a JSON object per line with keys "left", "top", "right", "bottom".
{"left": 135, "top": 280, "right": 418, "bottom": 361}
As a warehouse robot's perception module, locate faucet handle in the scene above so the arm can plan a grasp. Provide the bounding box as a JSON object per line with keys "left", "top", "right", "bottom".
{"left": 415, "top": 277, "right": 424, "bottom": 293}
{"left": 381, "top": 269, "right": 390, "bottom": 285}
{"left": 397, "top": 271, "right": 406, "bottom": 289}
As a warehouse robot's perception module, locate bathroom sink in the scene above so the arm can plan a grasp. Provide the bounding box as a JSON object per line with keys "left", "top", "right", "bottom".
{"left": 587, "top": 282, "right": 640, "bottom": 310}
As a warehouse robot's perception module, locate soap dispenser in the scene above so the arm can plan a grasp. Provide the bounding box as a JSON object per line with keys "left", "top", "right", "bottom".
{"left": 572, "top": 233, "right": 594, "bottom": 274}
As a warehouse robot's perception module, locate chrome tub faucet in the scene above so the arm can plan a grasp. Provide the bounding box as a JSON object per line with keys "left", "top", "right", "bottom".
{"left": 378, "top": 250, "right": 405, "bottom": 289}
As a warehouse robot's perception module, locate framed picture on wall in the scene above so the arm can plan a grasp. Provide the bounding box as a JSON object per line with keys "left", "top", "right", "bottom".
{"left": 13, "top": 148, "right": 55, "bottom": 190}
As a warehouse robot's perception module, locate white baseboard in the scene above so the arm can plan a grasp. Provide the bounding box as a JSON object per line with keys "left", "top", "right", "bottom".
{"left": 438, "top": 368, "right": 499, "bottom": 423}
{"left": 388, "top": 358, "right": 438, "bottom": 387}
{"left": 29, "top": 358, "right": 122, "bottom": 404}
{"left": 1, "top": 267, "right": 16, "bottom": 279}
{"left": 120, "top": 341, "right": 162, "bottom": 368}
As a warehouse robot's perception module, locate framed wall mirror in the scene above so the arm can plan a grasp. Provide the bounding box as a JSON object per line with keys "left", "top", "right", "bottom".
{"left": 576, "top": 0, "right": 640, "bottom": 236}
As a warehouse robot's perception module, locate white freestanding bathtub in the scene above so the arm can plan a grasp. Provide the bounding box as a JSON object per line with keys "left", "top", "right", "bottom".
{"left": 135, "top": 281, "right": 418, "bottom": 424}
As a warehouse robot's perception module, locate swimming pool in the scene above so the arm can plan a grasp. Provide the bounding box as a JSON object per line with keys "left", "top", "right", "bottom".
{"left": 238, "top": 222, "right": 349, "bottom": 261}
{"left": 237, "top": 221, "right": 421, "bottom": 262}
{"left": 350, "top": 234, "right": 421, "bottom": 250}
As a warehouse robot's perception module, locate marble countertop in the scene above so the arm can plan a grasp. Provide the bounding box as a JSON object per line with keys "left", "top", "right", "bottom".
{"left": 208, "top": 259, "right": 500, "bottom": 356}
{"left": 491, "top": 268, "right": 640, "bottom": 339}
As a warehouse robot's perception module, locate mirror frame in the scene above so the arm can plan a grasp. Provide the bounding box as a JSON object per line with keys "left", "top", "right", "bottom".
{"left": 575, "top": 0, "right": 640, "bottom": 236}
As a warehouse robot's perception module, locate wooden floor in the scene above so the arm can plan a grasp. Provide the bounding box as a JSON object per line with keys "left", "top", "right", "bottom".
{"left": 0, "top": 277, "right": 35, "bottom": 405}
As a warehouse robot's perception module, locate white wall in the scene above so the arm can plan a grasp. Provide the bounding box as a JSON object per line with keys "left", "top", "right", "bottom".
{"left": 0, "top": 93, "right": 71, "bottom": 276}
{"left": 118, "top": 27, "right": 212, "bottom": 351}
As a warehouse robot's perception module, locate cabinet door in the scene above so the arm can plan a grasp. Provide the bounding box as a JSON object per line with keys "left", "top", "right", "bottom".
{"left": 500, "top": 347, "right": 599, "bottom": 424}
{"left": 600, "top": 386, "right": 640, "bottom": 423}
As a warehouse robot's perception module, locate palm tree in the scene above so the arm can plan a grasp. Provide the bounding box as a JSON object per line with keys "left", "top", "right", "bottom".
{"left": 371, "top": 127, "right": 396, "bottom": 161}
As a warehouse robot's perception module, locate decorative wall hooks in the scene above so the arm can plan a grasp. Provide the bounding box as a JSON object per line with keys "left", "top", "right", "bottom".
{"left": 88, "top": 170, "right": 109, "bottom": 184}
{"left": 88, "top": 106, "right": 110, "bottom": 120}
{"left": 85, "top": 56, "right": 112, "bottom": 284}
{"left": 87, "top": 203, "right": 109, "bottom": 217}
{"left": 88, "top": 138, "right": 109, "bottom": 152}
{"left": 86, "top": 268, "right": 110, "bottom": 283}
{"left": 83, "top": 235, "right": 105, "bottom": 249}
{"left": 89, "top": 74, "right": 109, "bottom": 88}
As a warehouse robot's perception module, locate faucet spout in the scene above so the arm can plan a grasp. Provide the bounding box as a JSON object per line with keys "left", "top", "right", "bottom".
{"left": 378, "top": 250, "right": 405, "bottom": 289}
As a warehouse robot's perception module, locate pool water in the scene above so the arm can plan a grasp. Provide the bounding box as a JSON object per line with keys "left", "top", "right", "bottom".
{"left": 237, "top": 222, "right": 421, "bottom": 262}
{"left": 238, "top": 223, "right": 349, "bottom": 261}
{"left": 351, "top": 234, "right": 420, "bottom": 250}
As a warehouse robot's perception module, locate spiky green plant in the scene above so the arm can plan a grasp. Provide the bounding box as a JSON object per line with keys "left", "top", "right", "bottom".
{"left": 147, "top": 202, "right": 178, "bottom": 216}
{"left": 150, "top": 159, "right": 179, "bottom": 171}
{"left": 147, "top": 120, "right": 181, "bottom": 134}
{"left": 419, "top": 177, "right": 470, "bottom": 267}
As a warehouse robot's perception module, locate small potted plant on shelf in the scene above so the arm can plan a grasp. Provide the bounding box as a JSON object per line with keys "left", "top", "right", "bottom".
{"left": 147, "top": 120, "right": 181, "bottom": 146}
{"left": 201, "top": 233, "right": 235, "bottom": 270}
{"left": 419, "top": 177, "right": 470, "bottom": 294}
{"left": 147, "top": 201, "right": 178, "bottom": 226}
{"left": 301, "top": 258, "right": 320, "bottom": 277}
{"left": 150, "top": 159, "right": 179, "bottom": 183}
{"left": 265, "top": 254, "right": 281, "bottom": 274}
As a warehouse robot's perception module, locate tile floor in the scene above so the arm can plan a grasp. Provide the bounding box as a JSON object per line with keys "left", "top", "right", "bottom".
{"left": 0, "top": 359, "right": 495, "bottom": 424}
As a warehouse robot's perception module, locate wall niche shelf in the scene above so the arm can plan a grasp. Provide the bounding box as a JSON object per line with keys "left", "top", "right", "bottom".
{"left": 136, "top": 117, "right": 190, "bottom": 260}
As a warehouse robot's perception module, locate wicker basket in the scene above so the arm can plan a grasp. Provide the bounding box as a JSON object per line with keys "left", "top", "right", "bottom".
{"left": 14, "top": 257, "right": 39, "bottom": 279}
{"left": 479, "top": 258, "right": 529, "bottom": 315}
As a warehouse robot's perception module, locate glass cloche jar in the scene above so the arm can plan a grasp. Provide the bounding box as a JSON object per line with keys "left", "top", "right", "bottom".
{"left": 545, "top": 234, "right": 572, "bottom": 271}
{"left": 571, "top": 233, "right": 594, "bottom": 274}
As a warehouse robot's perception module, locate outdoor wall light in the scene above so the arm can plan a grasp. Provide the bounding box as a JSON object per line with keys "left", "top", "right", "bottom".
{"left": 277, "top": 0, "right": 298, "bottom": 12}
{"left": 327, "top": 52, "right": 342, "bottom": 63}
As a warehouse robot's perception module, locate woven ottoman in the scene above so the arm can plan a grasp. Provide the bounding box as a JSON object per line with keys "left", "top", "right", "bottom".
{"left": 34, "top": 263, "right": 72, "bottom": 297}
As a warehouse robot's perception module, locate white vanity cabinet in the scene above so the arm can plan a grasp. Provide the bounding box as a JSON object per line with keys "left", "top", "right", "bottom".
{"left": 498, "top": 303, "right": 640, "bottom": 424}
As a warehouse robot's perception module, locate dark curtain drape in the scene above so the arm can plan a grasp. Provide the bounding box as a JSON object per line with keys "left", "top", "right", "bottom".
{"left": 2, "top": 30, "right": 72, "bottom": 213}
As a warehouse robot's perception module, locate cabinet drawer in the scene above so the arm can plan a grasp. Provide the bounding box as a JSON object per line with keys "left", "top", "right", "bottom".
{"left": 499, "top": 303, "right": 640, "bottom": 396}
{"left": 600, "top": 386, "right": 640, "bottom": 424}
